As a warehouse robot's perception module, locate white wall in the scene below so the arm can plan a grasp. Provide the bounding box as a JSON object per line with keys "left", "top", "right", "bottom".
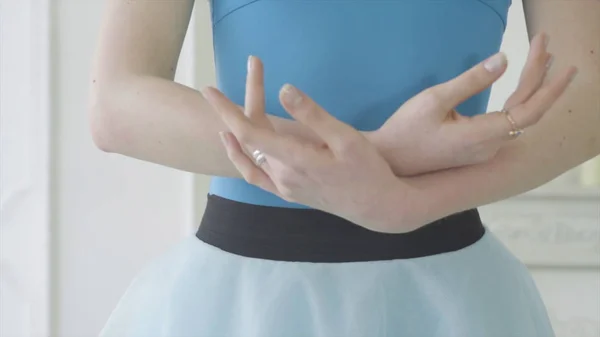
{"left": 51, "top": 1, "right": 204, "bottom": 335}
{"left": 1, "top": 1, "right": 51, "bottom": 336}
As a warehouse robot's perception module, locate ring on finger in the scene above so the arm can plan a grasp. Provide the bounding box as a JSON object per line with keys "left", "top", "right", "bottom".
{"left": 252, "top": 149, "right": 267, "bottom": 167}
{"left": 501, "top": 108, "right": 524, "bottom": 139}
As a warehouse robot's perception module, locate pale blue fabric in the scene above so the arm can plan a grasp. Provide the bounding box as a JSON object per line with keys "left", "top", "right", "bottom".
{"left": 100, "top": 231, "right": 554, "bottom": 336}
{"left": 100, "top": 0, "right": 556, "bottom": 335}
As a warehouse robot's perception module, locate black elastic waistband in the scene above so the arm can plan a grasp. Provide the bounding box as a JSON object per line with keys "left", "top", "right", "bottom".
{"left": 196, "top": 195, "right": 485, "bottom": 262}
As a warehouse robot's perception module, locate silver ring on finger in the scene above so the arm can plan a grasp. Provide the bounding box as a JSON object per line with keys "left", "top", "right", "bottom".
{"left": 252, "top": 149, "right": 267, "bottom": 167}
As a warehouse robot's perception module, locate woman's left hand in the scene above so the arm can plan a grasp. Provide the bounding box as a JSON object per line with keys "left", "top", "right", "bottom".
{"left": 201, "top": 57, "right": 410, "bottom": 233}
{"left": 371, "top": 33, "right": 576, "bottom": 176}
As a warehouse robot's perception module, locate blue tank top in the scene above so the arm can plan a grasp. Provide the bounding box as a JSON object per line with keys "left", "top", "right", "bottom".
{"left": 208, "top": 0, "right": 511, "bottom": 208}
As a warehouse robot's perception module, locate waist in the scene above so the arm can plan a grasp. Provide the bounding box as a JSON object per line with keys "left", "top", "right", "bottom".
{"left": 196, "top": 194, "right": 485, "bottom": 262}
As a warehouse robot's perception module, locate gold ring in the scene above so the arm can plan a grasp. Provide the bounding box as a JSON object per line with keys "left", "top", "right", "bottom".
{"left": 501, "top": 108, "right": 523, "bottom": 139}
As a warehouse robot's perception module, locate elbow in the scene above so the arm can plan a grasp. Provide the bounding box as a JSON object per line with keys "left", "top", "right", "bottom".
{"left": 89, "top": 110, "right": 114, "bottom": 153}
{"left": 88, "top": 85, "right": 121, "bottom": 153}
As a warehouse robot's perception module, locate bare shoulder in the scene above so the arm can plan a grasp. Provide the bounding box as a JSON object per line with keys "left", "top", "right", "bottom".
{"left": 93, "top": 0, "right": 196, "bottom": 80}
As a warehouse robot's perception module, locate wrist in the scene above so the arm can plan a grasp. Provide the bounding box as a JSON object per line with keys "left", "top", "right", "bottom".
{"left": 363, "top": 129, "right": 396, "bottom": 171}
{"left": 356, "top": 178, "right": 433, "bottom": 233}
{"left": 402, "top": 173, "right": 473, "bottom": 226}
{"left": 363, "top": 129, "right": 386, "bottom": 155}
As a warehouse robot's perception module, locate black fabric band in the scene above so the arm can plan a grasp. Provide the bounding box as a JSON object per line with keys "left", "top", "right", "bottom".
{"left": 196, "top": 194, "right": 485, "bottom": 263}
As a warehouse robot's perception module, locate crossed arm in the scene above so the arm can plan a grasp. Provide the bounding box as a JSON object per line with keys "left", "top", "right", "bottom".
{"left": 89, "top": 0, "right": 318, "bottom": 177}
{"left": 90, "top": 0, "right": 599, "bottom": 231}
{"left": 408, "top": 0, "right": 599, "bottom": 221}
{"left": 201, "top": 1, "right": 598, "bottom": 230}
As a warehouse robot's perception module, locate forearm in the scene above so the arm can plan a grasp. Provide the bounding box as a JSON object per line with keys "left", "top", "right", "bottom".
{"left": 408, "top": 64, "right": 599, "bottom": 223}
{"left": 89, "top": 75, "right": 314, "bottom": 177}
{"left": 90, "top": 0, "right": 319, "bottom": 177}
{"left": 394, "top": 0, "right": 600, "bottom": 225}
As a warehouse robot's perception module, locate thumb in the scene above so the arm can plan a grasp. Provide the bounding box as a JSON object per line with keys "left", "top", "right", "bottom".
{"left": 433, "top": 52, "right": 507, "bottom": 110}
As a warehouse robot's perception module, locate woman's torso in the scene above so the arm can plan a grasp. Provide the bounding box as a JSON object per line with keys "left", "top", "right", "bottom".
{"left": 208, "top": 0, "right": 510, "bottom": 208}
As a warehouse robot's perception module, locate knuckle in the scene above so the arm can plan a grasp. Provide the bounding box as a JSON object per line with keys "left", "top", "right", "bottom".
{"left": 338, "top": 134, "right": 363, "bottom": 156}
{"left": 244, "top": 170, "right": 262, "bottom": 186}
{"left": 514, "top": 82, "right": 536, "bottom": 99}
{"left": 526, "top": 110, "right": 543, "bottom": 125}
{"left": 224, "top": 146, "right": 235, "bottom": 160}
{"left": 236, "top": 129, "right": 252, "bottom": 144}
{"left": 276, "top": 166, "right": 301, "bottom": 189}
{"left": 421, "top": 88, "right": 444, "bottom": 109}
{"left": 302, "top": 105, "right": 323, "bottom": 124}
{"left": 462, "top": 135, "right": 490, "bottom": 159}
{"left": 534, "top": 51, "right": 548, "bottom": 64}
{"left": 279, "top": 194, "right": 295, "bottom": 203}
{"left": 227, "top": 148, "right": 243, "bottom": 163}
{"left": 423, "top": 87, "right": 441, "bottom": 101}
{"left": 517, "top": 104, "right": 537, "bottom": 123}
{"left": 532, "top": 112, "right": 547, "bottom": 126}
{"left": 504, "top": 93, "right": 523, "bottom": 108}
{"left": 277, "top": 185, "right": 295, "bottom": 201}
{"left": 465, "top": 129, "right": 487, "bottom": 144}
{"left": 470, "top": 147, "right": 495, "bottom": 163}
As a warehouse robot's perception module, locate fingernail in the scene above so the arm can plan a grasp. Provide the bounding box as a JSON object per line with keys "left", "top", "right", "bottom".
{"left": 483, "top": 53, "right": 507, "bottom": 72}
{"left": 545, "top": 54, "right": 554, "bottom": 69}
{"left": 219, "top": 131, "right": 229, "bottom": 147}
{"left": 247, "top": 55, "right": 253, "bottom": 72}
{"left": 281, "top": 84, "right": 303, "bottom": 107}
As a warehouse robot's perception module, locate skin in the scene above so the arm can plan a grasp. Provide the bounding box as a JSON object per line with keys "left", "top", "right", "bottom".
{"left": 209, "top": 48, "right": 574, "bottom": 232}
{"left": 90, "top": 0, "right": 599, "bottom": 232}
{"left": 89, "top": 0, "right": 318, "bottom": 177}
{"left": 402, "top": 0, "right": 600, "bottom": 229}
{"left": 89, "top": 0, "right": 545, "bottom": 178}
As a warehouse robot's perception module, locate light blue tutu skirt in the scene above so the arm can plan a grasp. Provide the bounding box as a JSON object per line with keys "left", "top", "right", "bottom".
{"left": 99, "top": 230, "right": 554, "bottom": 337}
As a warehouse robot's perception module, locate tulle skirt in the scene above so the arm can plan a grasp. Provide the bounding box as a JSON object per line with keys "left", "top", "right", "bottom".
{"left": 99, "top": 230, "right": 554, "bottom": 337}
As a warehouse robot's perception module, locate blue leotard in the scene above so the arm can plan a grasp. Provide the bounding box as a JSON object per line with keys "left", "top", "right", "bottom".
{"left": 99, "top": 3, "right": 558, "bottom": 336}
{"left": 208, "top": 0, "right": 511, "bottom": 207}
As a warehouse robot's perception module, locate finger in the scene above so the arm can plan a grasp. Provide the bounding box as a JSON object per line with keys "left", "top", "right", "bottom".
{"left": 219, "top": 131, "right": 280, "bottom": 195}
{"left": 243, "top": 55, "right": 278, "bottom": 162}
{"left": 432, "top": 52, "right": 507, "bottom": 110}
{"left": 504, "top": 33, "right": 552, "bottom": 108}
{"left": 203, "top": 86, "right": 247, "bottom": 121}
{"left": 245, "top": 55, "right": 273, "bottom": 129}
{"left": 511, "top": 66, "right": 578, "bottom": 126}
{"left": 469, "top": 66, "right": 577, "bottom": 140}
{"left": 203, "top": 86, "right": 315, "bottom": 162}
{"left": 279, "top": 84, "right": 361, "bottom": 154}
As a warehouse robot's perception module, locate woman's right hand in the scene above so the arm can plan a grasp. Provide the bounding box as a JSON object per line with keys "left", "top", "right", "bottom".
{"left": 201, "top": 42, "right": 576, "bottom": 231}
{"left": 369, "top": 33, "right": 577, "bottom": 176}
